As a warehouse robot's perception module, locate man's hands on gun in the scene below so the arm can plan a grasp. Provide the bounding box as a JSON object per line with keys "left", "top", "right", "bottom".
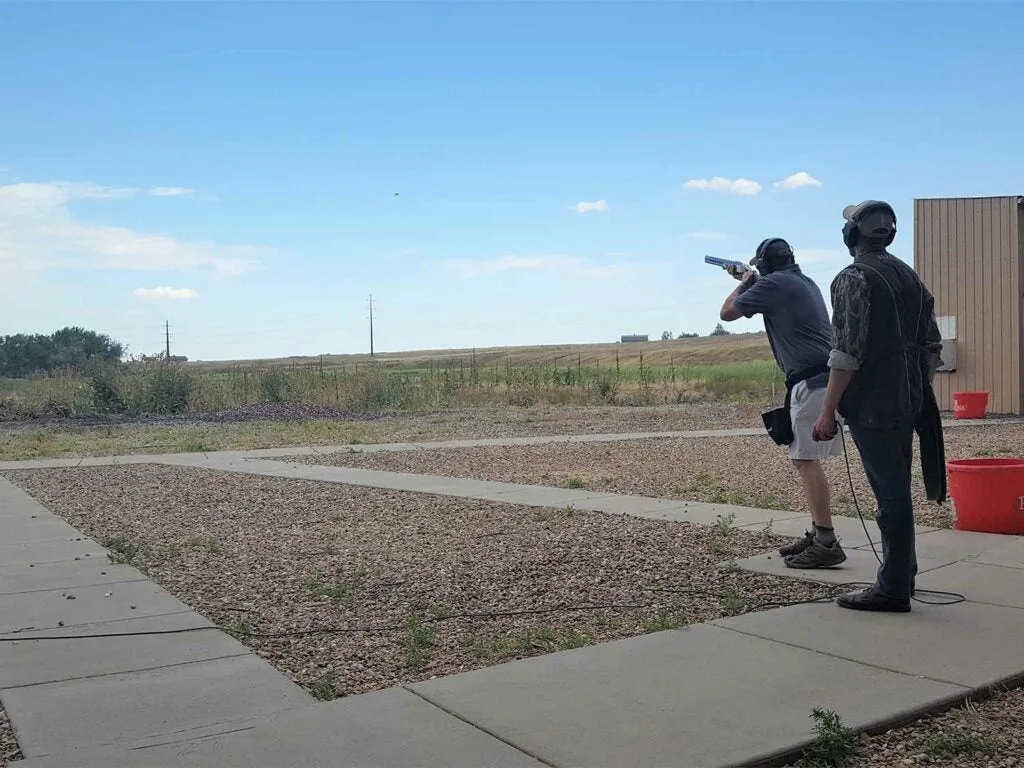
{"left": 726, "top": 263, "right": 758, "bottom": 287}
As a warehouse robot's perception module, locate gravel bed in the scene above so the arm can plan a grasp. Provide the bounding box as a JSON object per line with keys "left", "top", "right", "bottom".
{"left": 294, "top": 424, "right": 1024, "bottom": 529}
{"left": 5, "top": 465, "right": 830, "bottom": 700}
{"left": 0, "top": 705, "right": 21, "bottom": 766}
{"left": 793, "top": 686, "right": 1024, "bottom": 766}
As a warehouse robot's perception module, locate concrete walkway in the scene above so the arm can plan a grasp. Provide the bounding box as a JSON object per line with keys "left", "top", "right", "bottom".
{"left": 1, "top": 449, "right": 1023, "bottom": 766}
{"left": 0, "top": 415, "right": 1015, "bottom": 472}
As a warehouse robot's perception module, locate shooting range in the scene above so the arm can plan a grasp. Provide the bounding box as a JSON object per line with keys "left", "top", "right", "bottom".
{"left": 914, "top": 195, "right": 1024, "bottom": 416}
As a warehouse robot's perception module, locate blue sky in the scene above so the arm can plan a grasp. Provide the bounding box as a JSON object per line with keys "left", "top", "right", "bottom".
{"left": 1, "top": 1, "right": 1022, "bottom": 362}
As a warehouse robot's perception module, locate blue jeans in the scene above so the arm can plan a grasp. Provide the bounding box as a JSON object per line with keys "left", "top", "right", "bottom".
{"left": 848, "top": 422, "right": 918, "bottom": 599}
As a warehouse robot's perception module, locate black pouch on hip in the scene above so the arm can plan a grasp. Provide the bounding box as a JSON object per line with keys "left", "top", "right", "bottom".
{"left": 760, "top": 365, "right": 826, "bottom": 447}
{"left": 761, "top": 403, "right": 794, "bottom": 446}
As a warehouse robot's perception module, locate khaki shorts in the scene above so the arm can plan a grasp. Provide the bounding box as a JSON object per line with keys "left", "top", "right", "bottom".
{"left": 788, "top": 380, "right": 844, "bottom": 461}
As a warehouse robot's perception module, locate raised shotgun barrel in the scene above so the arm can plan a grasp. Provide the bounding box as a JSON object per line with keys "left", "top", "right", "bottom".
{"left": 703, "top": 255, "right": 750, "bottom": 271}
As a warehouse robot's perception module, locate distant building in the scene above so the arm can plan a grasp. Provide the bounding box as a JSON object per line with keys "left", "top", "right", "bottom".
{"left": 169, "top": 355, "right": 189, "bottom": 363}
{"left": 620, "top": 335, "right": 648, "bottom": 343}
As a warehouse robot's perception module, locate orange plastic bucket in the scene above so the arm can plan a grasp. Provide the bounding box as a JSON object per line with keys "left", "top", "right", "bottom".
{"left": 948, "top": 458, "right": 1024, "bottom": 534}
{"left": 953, "top": 391, "right": 989, "bottom": 419}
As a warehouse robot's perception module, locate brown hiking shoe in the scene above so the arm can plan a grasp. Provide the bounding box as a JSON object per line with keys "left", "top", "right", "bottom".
{"left": 784, "top": 540, "right": 847, "bottom": 569}
{"left": 778, "top": 531, "right": 814, "bottom": 558}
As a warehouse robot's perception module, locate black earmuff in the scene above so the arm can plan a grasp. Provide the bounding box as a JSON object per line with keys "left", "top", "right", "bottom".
{"left": 844, "top": 202, "right": 897, "bottom": 250}
{"left": 753, "top": 238, "right": 794, "bottom": 274}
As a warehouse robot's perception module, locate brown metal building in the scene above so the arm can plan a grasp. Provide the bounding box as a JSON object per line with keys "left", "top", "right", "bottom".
{"left": 913, "top": 195, "right": 1024, "bottom": 415}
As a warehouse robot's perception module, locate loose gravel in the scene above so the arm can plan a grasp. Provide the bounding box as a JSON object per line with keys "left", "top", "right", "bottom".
{"left": 295, "top": 424, "right": 1024, "bottom": 529}
{"left": 5, "top": 465, "right": 830, "bottom": 701}
{"left": 0, "top": 705, "right": 20, "bottom": 766}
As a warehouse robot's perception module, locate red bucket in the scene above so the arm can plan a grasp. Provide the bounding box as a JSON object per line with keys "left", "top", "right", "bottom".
{"left": 948, "top": 458, "right": 1024, "bottom": 534}
{"left": 953, "top": 391, "right": 989, "bottom": 419}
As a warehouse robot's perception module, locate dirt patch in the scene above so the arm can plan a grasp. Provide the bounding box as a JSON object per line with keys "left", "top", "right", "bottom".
{"left": 5, "top": 465, "right": 831, "bottom": 701}
{"left": 294, "top": 424, "right": 1024, "bottom": 530}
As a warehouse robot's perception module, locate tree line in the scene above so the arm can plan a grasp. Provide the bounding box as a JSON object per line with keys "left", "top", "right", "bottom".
{"left": 0, "top": 327, "right": 125, "bottom": 378}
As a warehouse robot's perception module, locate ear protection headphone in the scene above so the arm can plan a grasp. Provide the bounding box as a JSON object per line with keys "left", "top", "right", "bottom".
{"left": 843, "top": 201, "right": 898, "bottom": 250}
{"left": 751, "top": 237, "right": 795, "bottom": 274}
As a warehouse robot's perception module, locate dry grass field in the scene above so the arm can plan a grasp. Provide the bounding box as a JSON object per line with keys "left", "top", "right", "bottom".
{"left": 188, "top": 332, "right": 775, "bottom": 372}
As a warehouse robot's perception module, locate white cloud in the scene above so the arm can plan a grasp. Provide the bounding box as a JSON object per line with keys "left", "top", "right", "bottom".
{"left": 773, "top": 171, "right": 822, "bottom": 190}
{"left": 683, "top": 177, "right": 762, "bottom": 196}
{"left": 573, "top": 199, "right": 608, "bottom": 213}
{"left": 684, "top": 231, "right": 729, "bottom": 241}
{"left": 441, "top": 254, "right": 624, "bottom": 279}
{"left": 149, "top": 186, "right": 195, "bottom": 197}
{"left": 133, "top": 286, "right": 200, "bottom": 300}
{"left": 0, "top": 179, "right": 267, "bottom": 277}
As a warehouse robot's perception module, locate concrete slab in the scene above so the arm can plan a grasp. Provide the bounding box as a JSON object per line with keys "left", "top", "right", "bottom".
{"left": 15, "top": 688, "right": 546, "bottom": 768}
{"left": 0, "top": 539, "right": 108, "bottom": 567}
{"left": 0, "top": 560, "right": 147, "bottom": 596}
{"left": 714, "top": 600, "right": 1024, "bottom": 688}
{"left": 669, "top": 501, "right": 804, "bottom": 527}
{"left": 969, "top": 537, "right": 1024, "bottom": 569}
{"left": 476, "top": 485, "right": 620, "bottom": 508}
{"left": 410, "top": 625, "right": 964, "bottom": 768}
{"left": 916, "top": 561, "right": 1024, "bottom": 609}
{"left": 0, "top": 612, "right": 238, "bottom": 688}
{"left": 0, "top": 580, "right": 193, "bottom": 634}
{"left": 569, "top": 495, "right": 698, "bottom": 519}
{"left": 735, "top": 548, "right": 952, "bottom": 587}
{"left": 2, "top": 654, "right": 312, "bottom": 758}
{"left": 861, "top": 529, "right": 1019, "bottom": 563}
{"left": 0, "top": 515, "right": 86, "bottom": 545}
{"left": 737, "top": 514, "right": 883, "bottom": 550}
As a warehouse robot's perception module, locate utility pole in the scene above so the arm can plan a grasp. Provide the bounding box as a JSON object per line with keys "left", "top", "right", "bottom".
{"left": 165, "top": 321, "right": 171, "bottom": 360}
{"left": 367, "top": 294, "right": 375, "bottom": 358}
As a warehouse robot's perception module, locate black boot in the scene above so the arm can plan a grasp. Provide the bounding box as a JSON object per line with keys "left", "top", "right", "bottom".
{"left": 836, "top": 586, "right": 911, "bottom": 613}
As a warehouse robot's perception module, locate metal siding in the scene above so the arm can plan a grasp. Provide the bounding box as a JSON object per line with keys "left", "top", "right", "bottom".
{"left": 913, "top": 196, "right": 1023, "bottom": 414}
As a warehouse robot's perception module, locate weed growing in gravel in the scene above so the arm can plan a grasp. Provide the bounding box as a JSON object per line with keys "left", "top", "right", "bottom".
{"left": 714, "top": 512, "right": 736, "bottom": 538}
{"left": 303, "top": 566, "right": 368, "bottom": 599}
{"left": 227, "top": 616, "right": 252, "bottom": 637}
{"left": 565, "top": 476, "right": 585, "bottom": 489}
{"left": 642, "top": 610, "right": 688, "bottom": 633}
{"left": 721, "top": 559, "right": 742, "bottom": 573}
{"left": 473, "top": 626, "right": 591, "bottom": 660}
{"left": 308, "top": 676, "right": 335, "bottom": 702}
{"left": 721, "top": 586, "right": 746, "bottom": 617}
{"left": 404, "top": 616, "right": 437, "bottom": 670}
{"left": 101, "top": 536, "right": 140, "bottom": 564}
{"left": 708, "top": 538, "right": 733, "bottom": 558}
{"left": 755, "top": 494, "right": 787, "bottom": 510}
{"left": 921, "top": 728, "right": 998, "bottom": 759}
{"left": 427, "top": 603, "right": 454, "bottom": 620}
{"left": 677, "top": 473, "right": 759, "bottom": 507}
{"left": 802, "top": 708, "right": 857, "bottom": 768}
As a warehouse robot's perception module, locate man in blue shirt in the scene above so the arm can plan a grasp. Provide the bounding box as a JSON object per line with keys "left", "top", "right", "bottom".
{"left": 718, "top": 237, "right": 846, "bottom": 569}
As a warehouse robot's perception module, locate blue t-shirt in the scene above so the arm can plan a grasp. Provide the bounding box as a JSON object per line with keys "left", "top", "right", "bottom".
{"left": 733, "top": 264, "right": 832, "bottom": 388}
